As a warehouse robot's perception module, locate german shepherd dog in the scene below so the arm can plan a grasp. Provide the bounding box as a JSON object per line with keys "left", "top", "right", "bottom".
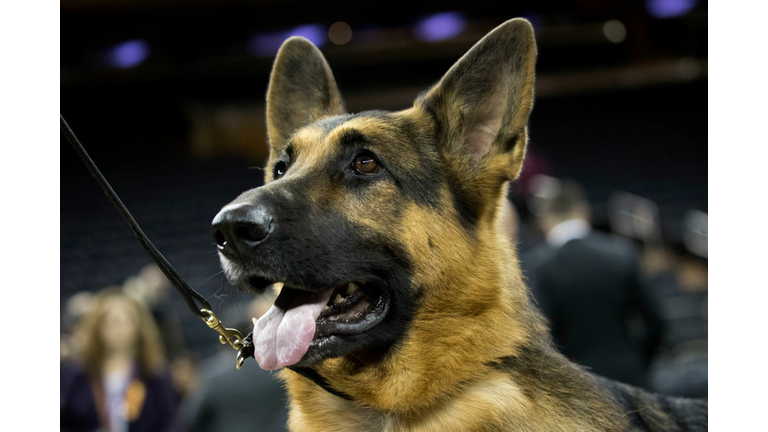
{"left": 212, "top": 18, "right": 707, "bottom": 431}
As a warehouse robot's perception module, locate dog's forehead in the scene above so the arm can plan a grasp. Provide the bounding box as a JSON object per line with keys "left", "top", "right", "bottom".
{"left": 288, "top": 111, "right": 421, "bottom": 162}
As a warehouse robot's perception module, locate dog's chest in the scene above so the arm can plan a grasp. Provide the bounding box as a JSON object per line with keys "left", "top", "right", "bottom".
{"left": 287, "top": 376, "right": 538, "bottom": 432}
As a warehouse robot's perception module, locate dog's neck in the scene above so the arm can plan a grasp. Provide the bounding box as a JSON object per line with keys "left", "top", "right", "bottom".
{"left": 281, "top": 221, "right": 629, "bottom": 431}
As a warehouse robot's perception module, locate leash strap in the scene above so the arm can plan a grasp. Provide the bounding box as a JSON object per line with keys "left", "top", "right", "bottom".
{"left": 61, "top": 114, "right": 250, "bottom": 365}
{"left": 288, "top": 366, "right": 353, "bottom": 400}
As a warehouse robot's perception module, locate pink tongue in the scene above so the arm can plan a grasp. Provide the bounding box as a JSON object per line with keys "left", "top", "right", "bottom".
{"left": 253, "top": 287, "right": 334, "bottom": 370}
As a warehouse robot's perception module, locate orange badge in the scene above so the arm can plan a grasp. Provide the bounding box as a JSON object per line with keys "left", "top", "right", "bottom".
{"left": 123, "top": 379, "right": 147, "bottom": 421}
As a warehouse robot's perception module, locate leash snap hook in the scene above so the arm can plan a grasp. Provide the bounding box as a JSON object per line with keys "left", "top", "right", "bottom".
{"left": 200, "top": 309, "right": 245, "bottom": 351}
{"left": 236, "top": 333, "right": 255, "bottom": 370}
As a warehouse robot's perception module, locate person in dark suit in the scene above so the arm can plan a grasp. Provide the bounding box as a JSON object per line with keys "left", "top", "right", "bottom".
{"left": 180, "top": 345, "right": 289, "bottom": 432}
{"left": 60, "top": 288, "right": 181, "bottom": 432}
{"left": 522, "top": 181, "right": 664, "bottom": 388}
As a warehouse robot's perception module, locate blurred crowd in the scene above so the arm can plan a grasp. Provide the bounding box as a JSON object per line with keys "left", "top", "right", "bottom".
{"left": 60, "top": 265, "right": 288, "bottom": 432}
{"left": 510, "top": 161, "right": 707, "bottom": 399}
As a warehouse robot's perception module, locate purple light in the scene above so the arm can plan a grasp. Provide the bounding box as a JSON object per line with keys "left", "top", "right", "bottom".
{"left": 646, "top": 0, "right": 697, "bottom": 19}
{"left": 414, "top": 12, "right": 466, "bottom": 42}
{"left": 108, "top": 40, "right": 150, "bottom": 69}
{"left": 248, "top": 24, "right": 327, "bottom": 57}
{"left": 291, "top": 24, "right": 327, "bottom": 47}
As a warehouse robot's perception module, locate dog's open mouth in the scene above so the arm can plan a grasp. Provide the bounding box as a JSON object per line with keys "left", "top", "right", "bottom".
{"left": 250, "top": 279, "right": 388, "bottom": 370}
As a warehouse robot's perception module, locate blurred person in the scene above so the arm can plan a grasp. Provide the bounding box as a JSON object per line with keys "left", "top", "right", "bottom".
{"left": 671, "top": 247, "right": 707, "bottom": 294}
{"left": 645, "top": 243, "right": 708, "bottom": 398}
{"left": 61, "top": 291, "right": 97, "bottom": 364}
{"left": 170, "top": 353, "right": 200, "bottom": 403}
{"left": 507, "top": 148, "right": 552, "bottom": 254}
{"left": 181, "top": 293, "right": 289, "bottom": 432}
{"left": 62, "top": 290, "right": 99, "bottom": 399}
{"left": 522, "top": 180, "right": 664, "bottom": 388}
{"left": 63, "top": 291, "right": 96, "bottom": 333}
{"left": 499, "top": 198, "right": 519, "bottom": 243}
{"left": 125, "top": 264, "right": 187, "bottom": 362}
{"left": 125, "top": 265, "right": 195, "bottom": 403}
{"left": 61, "top": 288, "right": 181, "bottom": 432}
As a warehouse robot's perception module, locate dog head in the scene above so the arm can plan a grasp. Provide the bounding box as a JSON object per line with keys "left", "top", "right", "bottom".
{"left": 213, "top": 18, "right": 537, "bottom": 409}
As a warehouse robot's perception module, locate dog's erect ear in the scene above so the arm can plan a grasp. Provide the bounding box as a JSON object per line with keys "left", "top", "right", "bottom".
{"left": 266, "top": 36, "right": 345, "bottom": 156}
{"left": 418, "top": 18, "right": 536, "bottom": 180}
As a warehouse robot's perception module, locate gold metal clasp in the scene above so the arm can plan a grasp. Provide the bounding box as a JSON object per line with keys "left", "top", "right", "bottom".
{"left": 200, "top": 309, "right": 245, "bottom": 351}
{"left": 235, "top": 349, "right": 248, "bottom": 370}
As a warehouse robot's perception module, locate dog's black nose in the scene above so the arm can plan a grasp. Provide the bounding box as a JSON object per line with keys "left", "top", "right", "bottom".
{"left": 211, "top": 204, "right": 272, "bottom": 256}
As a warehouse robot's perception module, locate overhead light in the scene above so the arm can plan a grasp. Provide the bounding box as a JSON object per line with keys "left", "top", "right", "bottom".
{"left": 603, "top": 20, "right": 627, "bottom": 44}
{"left": 248, "top": 24, "right": 327, "bottom": 57}
{"left": 107, "top": 40, "right": 150, "bottom": 69}
{"left": 646, "top": 0, "right": 697, "bottom": 19}
{"left": 329, "top": 22, "right": 353, "bottom": 45}
{"left": 414, "top": 12, "right": 466, "bottom": 42}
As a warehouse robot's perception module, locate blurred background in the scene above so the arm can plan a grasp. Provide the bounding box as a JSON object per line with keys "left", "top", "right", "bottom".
{"left": 61, "top": 0, "right": 707, "bottom": 430}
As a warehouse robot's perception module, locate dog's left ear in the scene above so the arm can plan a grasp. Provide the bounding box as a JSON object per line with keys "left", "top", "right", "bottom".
{"left": 418, "top": 18, "right": 536, "bottom": 180}
{"left": 266, "top": 36, "right": 346, "bottom": 158}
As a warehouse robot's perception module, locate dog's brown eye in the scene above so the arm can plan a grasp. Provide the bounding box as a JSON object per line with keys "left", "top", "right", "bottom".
{"left": 354, "top": 154, "right": 381, "bottom": 175}
{"left": 274, "top": 161, "right": 287, "bottom": 179}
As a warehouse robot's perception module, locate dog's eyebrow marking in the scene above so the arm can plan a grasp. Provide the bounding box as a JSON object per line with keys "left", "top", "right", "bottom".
{"left": 335, "top": 128, "right": 370, "bottom": 149}
{"left": 280, "top": 143, "right": 294, "bottom": 161}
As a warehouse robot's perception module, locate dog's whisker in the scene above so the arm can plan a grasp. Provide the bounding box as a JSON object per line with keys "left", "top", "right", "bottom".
{"left": 196, "top": 270, "right": 224, "bottom": 289}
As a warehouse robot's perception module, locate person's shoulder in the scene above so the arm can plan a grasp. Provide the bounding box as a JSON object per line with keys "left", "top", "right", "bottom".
{"left": 522, "top": 243, "right": 556, "bottom": 268}
{"left": 61, "top": 361, "right": 91, "bottom": 399}
{"left": 61, "top": 361, "right": 88, "bottom": 382}
{"left": 577, "top": 232, "right": 639, "bottom": 266}
{"left": 584, "top": 231, "right": 635, "bottom": 252}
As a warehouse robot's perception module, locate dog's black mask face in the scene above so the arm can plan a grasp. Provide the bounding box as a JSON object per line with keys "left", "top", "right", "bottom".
{"left": 213, "top": 110, "right": 430, "bottom": 369}
{"left": 213, "top": 19, "right": 536, "bottom": 370}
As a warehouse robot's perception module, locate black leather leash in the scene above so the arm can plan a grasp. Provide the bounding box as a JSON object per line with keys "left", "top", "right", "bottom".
{"left": 61, "top": 114, "right": 352, "bottom": 400}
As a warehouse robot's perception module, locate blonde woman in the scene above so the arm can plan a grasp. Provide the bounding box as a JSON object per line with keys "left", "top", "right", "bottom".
{"left": 61, "top": 288, "right": 179, "bottom": 432}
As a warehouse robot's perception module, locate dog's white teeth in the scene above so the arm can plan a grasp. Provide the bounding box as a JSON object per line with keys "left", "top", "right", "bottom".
{"left": 272, "top": 282, "right": 285, "bottom": 294}
{"left": 324, "top": 305, "right": 330, "bottom": 310}
{"left": 346, "top": 282, "right": 359, "bottom": 296}
{"left": 333, "top": 294, "right": 344, "bottom": 305}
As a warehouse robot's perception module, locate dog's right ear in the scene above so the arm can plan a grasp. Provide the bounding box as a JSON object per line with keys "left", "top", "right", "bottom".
{"left": 416, "top": 18, "right": 537, "bottom": 181}
{"left": 266, "top": 37, "right": 345, "bottom": 158}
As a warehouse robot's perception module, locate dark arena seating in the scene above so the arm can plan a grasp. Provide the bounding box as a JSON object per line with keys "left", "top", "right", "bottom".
{"left": 530, "top": 82, "right": 706, "bottom": 235}
{"left": 61, "top": 154, "right": 267, "bottom": 356}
